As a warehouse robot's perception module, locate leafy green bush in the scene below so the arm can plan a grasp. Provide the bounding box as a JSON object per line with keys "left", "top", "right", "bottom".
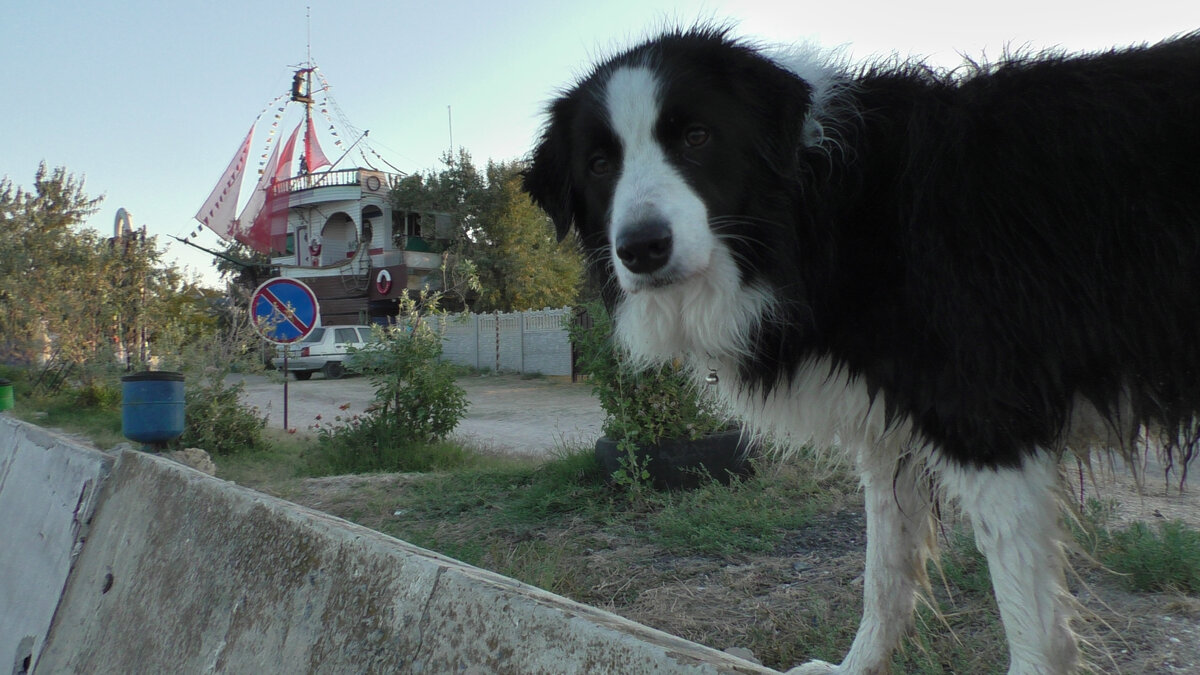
{"left": 569, "top": 301, "right": 727, "bottom": 446}
{"left": 305, "top": 411, "right": 474, "bottom": 475}
{"left": 569, "top": 302, "right": 730, "bottom": 491}
{"left": 349, "top": 294, "right": 468, "bottom": 443}
{"left": 180, "top": 375, "right": 269, "bottom": 455}
{"left": 73, "top": 381, "right": 121, "bottom": 410}
{"left": 308, "top": 291, "right": 469, "bottom": 474}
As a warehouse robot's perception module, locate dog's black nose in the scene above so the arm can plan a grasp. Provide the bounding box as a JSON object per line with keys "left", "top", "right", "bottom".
{"left": 615, "top": 220, "right": 673, "bottom": 274}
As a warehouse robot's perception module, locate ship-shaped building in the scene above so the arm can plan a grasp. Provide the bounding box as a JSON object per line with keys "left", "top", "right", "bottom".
{"left": 194, "top": 66, "right": 448, "bottom": 325}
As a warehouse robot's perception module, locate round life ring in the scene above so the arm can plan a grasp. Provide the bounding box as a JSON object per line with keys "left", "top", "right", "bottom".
{"left": 309, "top": 238, "right": 322, "bottom": 257}
{"left": 366, "top": 175, "right": 382, "bottom": 191}
{"left": 376, "top": 268, "right": 393, "bottom": 295}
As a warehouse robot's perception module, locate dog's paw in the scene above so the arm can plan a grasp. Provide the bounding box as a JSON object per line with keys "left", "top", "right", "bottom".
{"left": 784, "top": 660, "right": 839, "bottom": 674}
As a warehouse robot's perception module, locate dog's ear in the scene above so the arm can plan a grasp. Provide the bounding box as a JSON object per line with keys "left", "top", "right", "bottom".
{"left": 523, "top": 98, "right": 577, "bottom": 242}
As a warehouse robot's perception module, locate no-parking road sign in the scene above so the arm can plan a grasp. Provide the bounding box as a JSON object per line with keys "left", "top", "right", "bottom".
{"left": 250, "top": 278, "right": 320, "bottom": 344}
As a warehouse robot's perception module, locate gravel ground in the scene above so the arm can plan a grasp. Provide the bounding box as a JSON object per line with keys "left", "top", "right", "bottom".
{"left": 236, "top": 372, "right": 605, "bottom": 456}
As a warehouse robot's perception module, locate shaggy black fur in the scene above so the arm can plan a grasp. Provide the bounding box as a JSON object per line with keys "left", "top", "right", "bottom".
{"left": 525, "top": 27, "right": 1200, "bottom": 474}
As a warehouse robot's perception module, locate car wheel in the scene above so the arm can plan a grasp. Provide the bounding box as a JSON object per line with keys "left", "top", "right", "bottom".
{"left": 293, "top": 370, "right": 314, "bottom": 381}
{"left": 322, "top": 362, "right": 345, "bottom": 380}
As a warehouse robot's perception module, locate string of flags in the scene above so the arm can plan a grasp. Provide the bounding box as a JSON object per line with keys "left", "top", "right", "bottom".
{"left": 181, "top": 59, "right": 407, "bottom": 248}
{"left": 180, "top": 92, "right": 288, "bottom": 244}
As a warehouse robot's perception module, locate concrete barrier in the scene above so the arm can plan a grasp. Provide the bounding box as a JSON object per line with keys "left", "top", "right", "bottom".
{"left": 0, "top": 417, "right": 778, "bottom": 674}
{"left": 0, "top": 417, "right": 112, "bottom": 675}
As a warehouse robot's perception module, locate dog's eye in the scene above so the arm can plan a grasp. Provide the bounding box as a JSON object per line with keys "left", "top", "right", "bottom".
{"left": 588, "top": 155, "right": 611, "bottom": 176}
{"left": 685, "top": 125, "right": 710, "bottom": 148}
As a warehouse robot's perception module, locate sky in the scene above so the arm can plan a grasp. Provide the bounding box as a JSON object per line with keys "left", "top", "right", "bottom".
{"left": 3, "top": 1, "right": 1199, "bottom": 288}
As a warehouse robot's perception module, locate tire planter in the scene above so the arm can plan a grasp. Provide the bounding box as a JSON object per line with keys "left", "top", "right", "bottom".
{"left": 595, "top": 427, "right": 756, "bottom": 490}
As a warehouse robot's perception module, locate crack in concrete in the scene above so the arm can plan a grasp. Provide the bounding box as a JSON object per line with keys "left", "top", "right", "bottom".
{"left": 410, "top": 566, "right": 445, "bottom": 666}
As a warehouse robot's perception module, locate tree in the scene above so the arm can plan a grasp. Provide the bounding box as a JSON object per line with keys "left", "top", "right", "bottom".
{"left": 473, "top": 162, "right": 583, "bottom": 311}
{"left": 390, "top": 152, "right": 582, "bottom": 313}
{"left": 0, "top": 164, "right": 104, "bottom": 364}
{"left": 0, "top": 164, "right": 205, "bottom": 371}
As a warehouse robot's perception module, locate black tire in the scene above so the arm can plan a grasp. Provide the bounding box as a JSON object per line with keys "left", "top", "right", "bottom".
{"left": 293, "top": 370, "right": 314, "bottom": 381}
{"left": 322, "top": 361, "right": 346, "bottom": 380}
{"left": 595, "top": 428, "right": 755, "bottom": 490}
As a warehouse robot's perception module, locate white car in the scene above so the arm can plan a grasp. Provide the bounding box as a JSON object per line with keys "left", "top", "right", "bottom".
{"left": 272, "top": 325, "right": 376, "bottom": 380}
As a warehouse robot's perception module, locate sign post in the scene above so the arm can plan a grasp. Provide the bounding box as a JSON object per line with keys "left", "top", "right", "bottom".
{"left": 249, "top": 278, "right": 320, "bottom": 430}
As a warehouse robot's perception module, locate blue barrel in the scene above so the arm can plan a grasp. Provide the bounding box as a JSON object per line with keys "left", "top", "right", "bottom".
{"left": 121, "top": 371, "right": 185, "bottom": 445}
{"left": 0, "top": 378, "right": 12, "bottom": 412}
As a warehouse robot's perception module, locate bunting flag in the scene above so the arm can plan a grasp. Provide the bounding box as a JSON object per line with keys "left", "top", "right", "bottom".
{"left": 193, "top": 124, "right": 254, "bottom": 241}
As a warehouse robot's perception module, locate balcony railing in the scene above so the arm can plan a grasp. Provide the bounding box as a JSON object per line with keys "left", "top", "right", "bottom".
{"left": 270, "top": 169, "right": 403, "bottom": 197}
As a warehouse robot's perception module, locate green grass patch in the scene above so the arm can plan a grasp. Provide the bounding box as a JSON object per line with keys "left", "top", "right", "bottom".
{"left": 1100, "top": 520, "right": 1200, "bottom": 593}
{"left": 213, "top": 430, "right": 312, "bottom": 487}
{"left": 1074, "top": 497, "right": 1200, "bottom": 593}
{"left": 650, "top": 465, "right": 823, "bottom": 555}
{"left": 12, "top": 386, "right": 126, "bottom": 449}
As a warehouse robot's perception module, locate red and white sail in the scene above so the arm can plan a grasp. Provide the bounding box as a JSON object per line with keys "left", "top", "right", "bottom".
{"left": 194, "top": 70, "right": 337, "bottom": 256}
{"left": 305, "top": 115, "right": 331, "bottom": 172}
{"left": 194, "top": 124, "right": 253, "bottom": 241}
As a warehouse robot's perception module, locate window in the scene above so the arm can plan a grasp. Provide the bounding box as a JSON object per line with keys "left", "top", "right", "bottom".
{"left": 300, "top": 328, "right": 325, "bottom": 343}
{"left": 285, "top": 232, "right": 295, "bottom": 255}
{"left": 401, "top": 212, "right": 420, "bottom": 238}
{"left": 334, "top": 328, "right": 358, "bottom": 344}
{"left": 357, "top": 327, "right": 376, "bottom": 342}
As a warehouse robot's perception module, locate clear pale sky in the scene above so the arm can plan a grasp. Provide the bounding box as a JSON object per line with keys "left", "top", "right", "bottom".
{"left": 3, "top": 1, "right": 1197, "bottom": 287}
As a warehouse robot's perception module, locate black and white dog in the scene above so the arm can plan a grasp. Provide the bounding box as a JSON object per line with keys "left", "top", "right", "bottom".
{"left": 524, "top": 26, "right": 1200, "bottom": 674}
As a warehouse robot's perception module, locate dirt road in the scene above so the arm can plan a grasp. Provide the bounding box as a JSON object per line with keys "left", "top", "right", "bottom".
{"left": 237, "top": 372, "right": 605, "bottom": 456}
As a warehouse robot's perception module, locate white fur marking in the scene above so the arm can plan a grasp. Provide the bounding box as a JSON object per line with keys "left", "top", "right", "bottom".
{"left": 604, "top": 67, "right": 713, "bottom": 292}
{"left": 941, "top": 455, "right": 1080, "bottom": 675}
{"left": 838, "top": 445, "right": 936, "bottom": 673}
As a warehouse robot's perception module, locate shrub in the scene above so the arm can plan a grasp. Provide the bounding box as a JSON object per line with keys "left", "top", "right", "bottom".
{"left": 569, "top": 302, "right": 730, "bottom": 491}
{"left": 180, "top": 374, "right": 269, "bottom": 455}
{"left": 308, "top": 290, "right": 470, "bottom": 474}
{"left": 569, "top": 302, "right": 727, "bottom": 446}
{"left": 73, "top": 381, "right": 121, "bottom": 410}
{"left": 349, "top": 292, "right": 468, "bottom": 444}
{"left": 306, "top": 412, "right": 474, "bottom": 474}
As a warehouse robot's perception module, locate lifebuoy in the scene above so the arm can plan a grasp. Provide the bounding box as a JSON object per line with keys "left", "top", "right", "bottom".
{"left": 376, "top": 268, "right": 393, "bottom": 295}
{"left": 366, "top": 175, "right": 381, "bottom": 191}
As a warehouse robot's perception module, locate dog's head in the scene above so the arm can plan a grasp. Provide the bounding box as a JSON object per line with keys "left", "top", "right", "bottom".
{"left": 524, "top": 27, "right": 816, "bottom": 307}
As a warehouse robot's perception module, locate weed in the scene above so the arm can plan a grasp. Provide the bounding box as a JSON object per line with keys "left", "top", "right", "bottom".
{"left": 1101, "top": 520, "right": 1200, "bottom": 593}
{"left": 1073, "top": 497, "right": 1200, "bottom": 593}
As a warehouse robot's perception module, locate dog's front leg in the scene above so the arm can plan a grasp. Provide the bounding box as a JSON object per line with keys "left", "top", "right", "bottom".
{"left": 789, "top": 446, "right": 935, "bottom": 675}
{"left": 942, "top": 453, "right": 1080, "bottom": 675}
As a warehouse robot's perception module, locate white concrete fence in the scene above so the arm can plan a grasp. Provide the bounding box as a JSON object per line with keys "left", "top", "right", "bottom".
{"left": 435, "top": 307, "right": 575, "bottom": 376}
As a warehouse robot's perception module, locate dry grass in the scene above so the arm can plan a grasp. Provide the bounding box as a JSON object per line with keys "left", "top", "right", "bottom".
{"left": 222, "top": 447, "right": 1200, "bottom": 673}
